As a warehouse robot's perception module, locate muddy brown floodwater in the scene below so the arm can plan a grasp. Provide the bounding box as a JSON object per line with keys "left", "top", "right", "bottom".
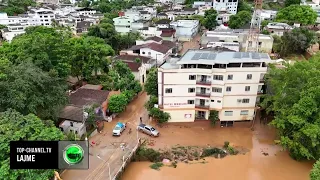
{"left": 121, "top": 120, "right": 313, "bottom": 180}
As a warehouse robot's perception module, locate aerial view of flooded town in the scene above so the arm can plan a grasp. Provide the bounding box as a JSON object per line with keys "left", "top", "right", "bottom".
{"left": 0, "top": 0, "right": 320, "bottom": 180}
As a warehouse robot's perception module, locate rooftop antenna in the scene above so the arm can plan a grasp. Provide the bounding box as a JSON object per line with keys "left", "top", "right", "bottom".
{"left": 245, "top": 0, "right": 263, "bottom": 52}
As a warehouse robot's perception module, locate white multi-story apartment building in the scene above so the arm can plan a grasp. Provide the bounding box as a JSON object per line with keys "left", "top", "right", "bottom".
{"left": 212, "top": 0, "right": 238, "bottom": 14}
{"left": 158, "top": 50, "right": 272, "bottom": 124}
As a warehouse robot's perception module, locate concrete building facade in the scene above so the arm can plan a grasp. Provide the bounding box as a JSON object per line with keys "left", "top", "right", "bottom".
{"left": 158, "top": 50, "right": 272, "bottom": 124}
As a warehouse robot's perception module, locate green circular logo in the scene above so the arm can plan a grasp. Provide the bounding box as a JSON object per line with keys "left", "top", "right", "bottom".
{"left": 63, "top": 144, "right": 84, "bottom": 165}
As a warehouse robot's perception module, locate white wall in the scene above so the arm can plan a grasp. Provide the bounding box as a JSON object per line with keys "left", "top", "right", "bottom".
{"left": 164, "top": 110, "right": 196, "bottom": 122}
{"left": 219, "top": 109, "right": 255, "bottom": 121}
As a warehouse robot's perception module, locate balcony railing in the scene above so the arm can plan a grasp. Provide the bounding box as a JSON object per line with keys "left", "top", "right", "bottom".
{"left": 195, "top": 116, "right": 207, "bottom": 120}
{"left": 195, "top": 104, "right": 210, "bottom": 109}
{"left": 196, "top": 92, "right": 211, "bottom": 97}
{"left": 257, "top": 90, "right": 263, "bottom": 95}
{"left": 196, "top": 80, "right": 211, "bottom": 85}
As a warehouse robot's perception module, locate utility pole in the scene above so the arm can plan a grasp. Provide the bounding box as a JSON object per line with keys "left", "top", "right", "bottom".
{"left": 246, "top": 0, "right": 263, "bottom": 52}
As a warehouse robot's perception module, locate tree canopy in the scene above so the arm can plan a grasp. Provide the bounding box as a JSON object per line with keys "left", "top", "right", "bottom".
{"left": 0, "top": 26, "right": 72, "bottom": 78}
{"left": 144, "top": 68, "right": 158, "bottom": 96}
{"left": 276, "top": 5, "right": 317, "bottom": 25}
{"left": 0, "top": 110, "right": 65, "bottom": 179}
{"left": 0, "top": 0, "right": 36, "bottom": 16}
{"left": 311, "top": 160, "right": 320, "bottom": 180}
{"left": 228, "top": 11, "right": 252, "bottom": 29}
{"left": 274, "top": 28, "right": 316, "bottom": 57}
{"left": 67, "top": 36, "right": 114, "bottom": 79}
{"left": 285, "top": 0, "right": 301, "bottom": 7}
{"left": 203, "top": 9, "right": 218, "bottom": 30}
{"left": 0, "top": 59, "right": 68, "bottom": 120}
{"left": 262, "top": 56, "right": 320, "bottom": 160}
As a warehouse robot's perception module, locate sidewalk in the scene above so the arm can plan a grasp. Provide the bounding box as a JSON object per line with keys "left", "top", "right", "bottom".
{"left": 60, "top": 92, "right": 149, "bottom": 180}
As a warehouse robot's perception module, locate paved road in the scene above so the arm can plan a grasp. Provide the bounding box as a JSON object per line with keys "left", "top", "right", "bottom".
{"left": 60, "top": 92, "right": 149, "bottom": 180}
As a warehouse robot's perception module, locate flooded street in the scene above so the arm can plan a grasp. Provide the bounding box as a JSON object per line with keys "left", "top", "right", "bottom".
{"left": 121, "top": 120, "right": 313, "bottom": 180}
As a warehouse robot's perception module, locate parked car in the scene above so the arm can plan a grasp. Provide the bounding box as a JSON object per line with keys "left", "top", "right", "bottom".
{"left": 137, "top": 124, "right": 159, "bottom": 137}
{"left": 113, "top": 122, "right": 126, "bottom": 136}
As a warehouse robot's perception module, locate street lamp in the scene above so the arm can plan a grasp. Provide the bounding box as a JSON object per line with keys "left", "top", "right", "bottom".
{"left": 96, "top": 155, "right": 111, "bottom": 180}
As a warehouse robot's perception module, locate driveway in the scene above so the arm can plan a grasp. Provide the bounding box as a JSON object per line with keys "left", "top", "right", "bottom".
{"left": 60, "top": 92, "right": 149, "bottom": 180}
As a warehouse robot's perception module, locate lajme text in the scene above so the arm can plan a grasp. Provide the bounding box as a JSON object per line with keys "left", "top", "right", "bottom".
{"left": 17, "top": 155, "right": 35, "bottom": 162}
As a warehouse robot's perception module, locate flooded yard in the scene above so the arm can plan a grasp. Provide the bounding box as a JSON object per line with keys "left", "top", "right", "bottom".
{"left": 121, "top": 120, "right": 313, "bottom": 180}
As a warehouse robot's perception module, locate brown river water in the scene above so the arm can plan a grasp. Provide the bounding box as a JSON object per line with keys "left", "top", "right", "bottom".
{"left": 121, "top": 120, "right": 313, "bottom": 180}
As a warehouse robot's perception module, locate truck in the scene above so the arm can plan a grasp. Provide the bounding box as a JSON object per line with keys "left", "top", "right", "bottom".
{"left": 137, "top": 124, "right": 159, "bottom": 137}
{"left": 112, "top": 122, "right": 126, "bottom": 136}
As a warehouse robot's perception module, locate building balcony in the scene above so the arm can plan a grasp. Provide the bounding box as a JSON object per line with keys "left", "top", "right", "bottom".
{"left": 195, "top": 104, "right": 210, "bottom": 109}
{"left": 195, "top": 116, "right": 207, "bottom": 120}
{"left": 257, "top": 90, "right": 264, "bottom": 95}
{"left": 259, "top": 79, "right": 264, "bottom": 83}
{"left": 196, "top": 92, "right": 211, "bottom": 97}
{"left": 196, "top": 80, "right": 211, "bottom": 86}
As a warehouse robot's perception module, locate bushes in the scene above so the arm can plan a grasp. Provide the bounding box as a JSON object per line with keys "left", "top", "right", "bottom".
{"left": 134, "top": 146, "right": 161, "bottom": 162}
{"left": 149, "top": 107, "right": 171, "bottom": 124}
{"left": 145, "top": 95, "right": 158, "bottom": 111}
{"left": 108, "top": 94, "right": 127, "bottom": 113}
{"left": 150, "top": 162, "right": 163, "bottom": 170}
{"left": 209, "top": 110, "right": 219, "bottom": 126}
{"left": 201, "top": 148, "right": 227, "bottom": 158}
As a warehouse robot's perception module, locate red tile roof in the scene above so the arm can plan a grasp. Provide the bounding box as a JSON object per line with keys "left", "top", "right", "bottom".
{"left": 145, "top": 36, "right": 162, "bottom": 42}
{"left": 125, "top": 61, "right": 141, "bottom": 72}
{"left": 129, "top": 43, "right": 173, "bottom": 54}
{"left": 161, "top": 31, "right": 174, "bottom": 37}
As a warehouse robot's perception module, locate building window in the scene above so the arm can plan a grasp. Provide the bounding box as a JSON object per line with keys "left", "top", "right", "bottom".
{"left": 247, "top": 74, "right": 252, "bottom": 80}
{"left": 242, "top": 99, "right": 250, "bottom": 103}
{"left": 211, "top": 100, "right": 214, "bottom": 102}
{"left": 245, "top": 86, "right": 250, "bottom": 91}
{"left": 189, "top": 75, "right": 196, "bottom": 80}
{"left": 224, "top": 111, "right": 233, "bottom": 116}
{"left": 240, "top": 110, "right": 249, "bottom": 115}
{"left": 165, "top": 88, "right": 172, "bottom": 93}
{"left": 188, "top": 88, "right": 195, "bottom": 93}
{"left": 227, "top": 74, "right": 233, "bottom": 80}
{"left": 226, "top": 86, "right": 232, "bottom": 92}
{"left": 142, "top": 52, "right": 145, "bottom": 54}
{"left": 212, "top": 87, "right": 222, "bottom": 93}
{"left": 188, "top": 100, "right": 194, "bottom": 104}
{"left": 148, "top": 52, "right": 151, "bottom": 55}
{"left": 213, "top": 75, "right": 223, "bottom": 80}
{"left": 217, "top": 100, "right": 221, "bottom": 103}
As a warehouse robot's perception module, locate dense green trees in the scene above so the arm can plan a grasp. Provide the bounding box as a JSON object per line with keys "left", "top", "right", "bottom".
{"left": 262, "top": 56, "right": 320, "bottom": 160}
{"left": 228, "top": 11, "right": 252, "bottom": 29}
{"left": 0, "top": 0, "right": 36, "bottom": 16}
{"left": 68, "top": 36, "right": 114, "bottom": 79}
{"left": 237, "top": 0, "right": 252, "bottom": 12}
{"left": 87, "top": 22, "right": 141, "bottom": 53}
{"left": 0, "top": 59, "right": 68, "bottom": 120}
{"left": 203, "top": 9, "right": 218, "bottom": 30}
{"left": 273, "top": 28, "right": 316, "bottom": 57}
{"left": 0, "top": 110, "right": 65, "bottom": 179}
{"left": 311, "top": 160, "right": 320, "bottom": 180}
{"left": 284, "top": 0, "right": 301, "bottom": 7}
{"left": 276, "top": 5, "right": 317, "bottom": 25}
{"left": 0, "top": 26, "right": 72, "bottom": 78}
{"left": 144, "top": 68, "right": 158, "bottom": 97}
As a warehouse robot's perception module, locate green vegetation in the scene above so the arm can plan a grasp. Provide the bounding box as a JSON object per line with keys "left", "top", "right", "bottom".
{"left": 209, "top": 110, "right": 219, "bottom": 126}
{"left": 276, "top": 5, "right": 317, "bottom": 25}
{"left": 0, "top": 110, "right": 65, "bottom": 179}
{"left": 0, "top": 0, "right": 36, "bottom": 16}
{"left": 262, "top": 54, "right": 320, "bottom": 160}
{"left": 272, "top": 28, "right": 316, "bottom": 57}
{"left": 134, "top": 146, "right": 161, "bottom": 162}
{"left": 150, "top": 162, "right": 164, "bottom": 170}
{"left": 311, "top": 160, "right": 320, "bottom": 180}
{"left": 203, "top": 9, "right": 218, "bottom": 30}
{"left": 229, "top": 10, "right": 252, "bottom": 29}
{"left": 108, "top": 93, "right": 128, "bottom": 113}
{"left": 201, "top": 148, "right": 227, "bottom": 158}
{"left": 262, "top": 2, "right": 283, "bottom": 10}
